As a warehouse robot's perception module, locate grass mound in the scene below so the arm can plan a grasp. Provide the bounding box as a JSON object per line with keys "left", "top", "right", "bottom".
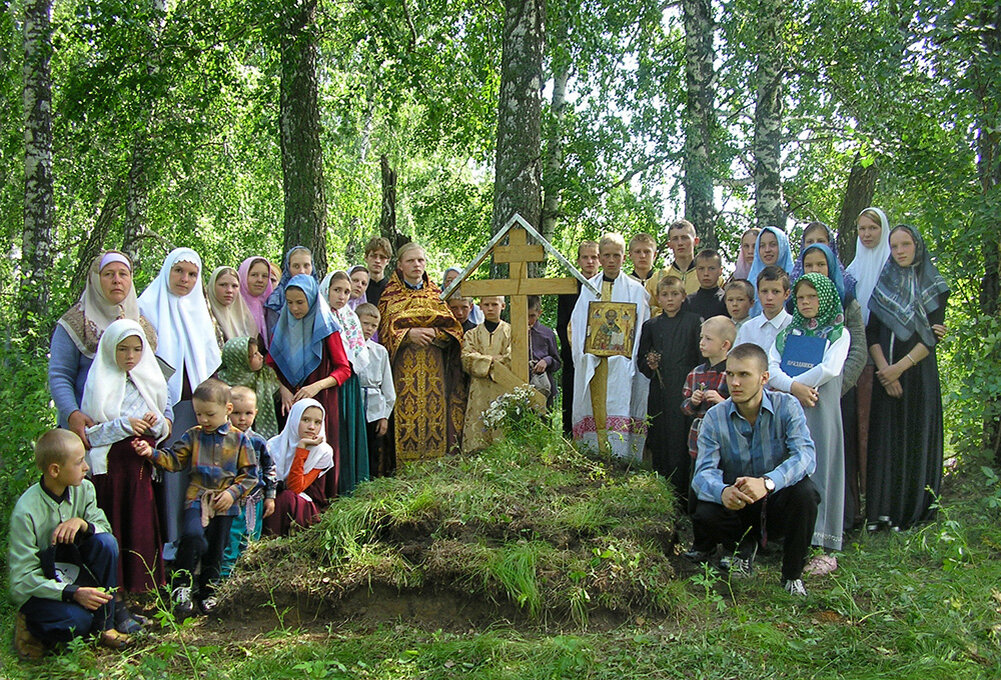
{"left": 219, "top": 424, "right": 681, "bottom": 626}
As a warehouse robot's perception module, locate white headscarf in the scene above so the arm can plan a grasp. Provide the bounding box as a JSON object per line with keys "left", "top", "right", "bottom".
{"left": 267, "top": 398, "right": 334, "bottom": 483}
{"left": 138, "top": 248, "right": 222, "bottom": 402}
{"left": 207, "top": 266, "right": 259, "bottom": 341}
{"left": 82, "top": 319, "right": 168, "bottom": 474}
{"left": 846, "top": 207, "right": 891, "bottom": 324}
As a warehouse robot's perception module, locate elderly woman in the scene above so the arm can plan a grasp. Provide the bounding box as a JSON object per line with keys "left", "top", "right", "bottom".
{"left": 49, "top": 251, "right": 160, "bottom": 446}
{"left": 378, "top": 243, "right": 467, "bottom": 462}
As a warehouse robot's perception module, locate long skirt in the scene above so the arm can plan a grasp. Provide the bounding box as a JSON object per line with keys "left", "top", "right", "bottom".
{"left": 263, "top": 489, "right": 320, "bottom": 537}
{"left": 338, "top": 374, "right": 370, "bottom": 495}
{"left": 92, "top": 438, "right": 164, "bottom": 593}
{"left": 807, "top": 377, "right": 845, "bottom": 551}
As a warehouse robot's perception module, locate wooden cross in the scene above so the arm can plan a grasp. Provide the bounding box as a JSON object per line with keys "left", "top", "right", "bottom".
{"left": 441, "top": 214, "right": 599, "bottom": 391}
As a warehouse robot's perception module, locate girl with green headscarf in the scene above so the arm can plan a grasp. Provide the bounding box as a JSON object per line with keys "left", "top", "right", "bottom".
{"left": 767, "top": 273, "right": 851, "bottom": 570}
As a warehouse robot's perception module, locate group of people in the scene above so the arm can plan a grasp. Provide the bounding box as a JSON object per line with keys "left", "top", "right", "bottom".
{"left": 10, "top": 208, "right": 949, "bottom": 658}
{"left": 557, "top": 212, "right": 948, "bottom": 596}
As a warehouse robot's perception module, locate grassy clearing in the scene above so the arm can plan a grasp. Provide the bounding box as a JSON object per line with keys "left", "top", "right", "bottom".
{"left": 2, "top": 417, "right": 1001, "bottom": 679}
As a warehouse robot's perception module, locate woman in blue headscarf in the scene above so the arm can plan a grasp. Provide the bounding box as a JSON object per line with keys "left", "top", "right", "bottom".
{"left": 265, "top": 274, "right": 352, "bottom": 504}
{"left": 746, "top": 226, "right": 794, "bottom": 316}
{"left": 264, "top": 246, "right": 321, "bottom": 341}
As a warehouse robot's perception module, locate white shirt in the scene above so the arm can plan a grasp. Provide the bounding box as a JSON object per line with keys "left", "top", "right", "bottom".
{"left": 734, "top": 309, "right": 792, "bottom": 353}
{"left": 357, "top": 340, "right": 396, "bottom": 422}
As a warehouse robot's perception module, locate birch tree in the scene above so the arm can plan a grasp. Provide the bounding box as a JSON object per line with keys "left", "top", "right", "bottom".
{"left": 21, "top": 0, "right": 54, "bottom": 332}
{"left": 491, "top": 0, "right": 545, "bottom": 235}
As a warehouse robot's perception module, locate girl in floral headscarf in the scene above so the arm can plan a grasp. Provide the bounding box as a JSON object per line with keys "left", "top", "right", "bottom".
{"left": 768, "top": 273, "right": 850, "bottom": 571}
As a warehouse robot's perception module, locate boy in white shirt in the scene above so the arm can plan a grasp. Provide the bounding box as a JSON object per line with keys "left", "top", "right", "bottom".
{"left": 355, "top": 303, "right": 397, "bottom": 476}
{"left": 734, "top": 266, "right": 793, "bottom": 352}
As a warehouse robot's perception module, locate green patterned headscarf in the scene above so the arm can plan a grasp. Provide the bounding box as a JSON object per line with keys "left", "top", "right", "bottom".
{"left": 217, "top": 335, "right": 281, "bottom": 438}
{"left": 776, "top": 272, "right": 845, "bottom": 354}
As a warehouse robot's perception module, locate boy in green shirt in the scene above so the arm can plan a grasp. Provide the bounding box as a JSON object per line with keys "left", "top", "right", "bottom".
{"left": 8, "top": 429, "right": 130, "bottom": 659}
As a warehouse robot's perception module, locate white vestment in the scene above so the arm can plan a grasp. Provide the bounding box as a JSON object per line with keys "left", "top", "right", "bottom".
{"left": 570, "top": 272, "right": 650, "bottom": 460}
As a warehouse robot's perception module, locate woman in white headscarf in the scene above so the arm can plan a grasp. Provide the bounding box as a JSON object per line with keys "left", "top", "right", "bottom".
{"left": 138, "top": 247, "right": 223, "bottom": 553}
{"left": 207, "top": 266, "right": 259, "bottom": 342}
{"left": 49, "top": 251, "right": 157, "bottom": 446}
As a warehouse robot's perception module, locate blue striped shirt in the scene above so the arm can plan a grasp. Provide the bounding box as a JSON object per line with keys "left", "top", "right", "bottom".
{"left": 692, "top": 390, "right": 816, "bottom": 503}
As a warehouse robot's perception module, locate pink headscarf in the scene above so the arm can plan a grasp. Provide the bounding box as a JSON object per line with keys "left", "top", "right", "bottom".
{"left": 238, "top": 257, "right": 274, "bottom": 345}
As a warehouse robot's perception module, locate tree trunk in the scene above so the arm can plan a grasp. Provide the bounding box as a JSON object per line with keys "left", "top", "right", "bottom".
{"left": 835, "top": 155, "right": 877, "bottom": 263}
{"left": 682, "top": 0, "right": 717, "bottom": 248}
{"left": 491, "top": 0, "right": 545, "bottom": 237}
{"left": 21, "top": 0, "right": 54, "bottom": 335}
{"left": 71, "top": 188, "right": 123, "bottom": 297}
{"left": 976, "top": 3, "right": 1001, "bottom": 462}
{"left": 121, "top": 143, "right": 147, "bottom": 267}
{"left": 120, "top": 0, "right": 166, "bottom": 268}
{"left": 379, "top": 155, "right": 407, "bottom": 252}
{"left": 280, "top": 0, "right": 328, "bottom": 276}
{"left": 540, "top": 64, "right": 568, "bottom": 250}
{"left": 752, "top": 0, "right": 785, "bottom": 229}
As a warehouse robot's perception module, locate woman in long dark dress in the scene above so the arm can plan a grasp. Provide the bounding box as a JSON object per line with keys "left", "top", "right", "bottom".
{"left": 865, "top": 225, "right": 949, "bottom": 531}
{"left": 265, "top": 274, "right": 351, "bottom": 504}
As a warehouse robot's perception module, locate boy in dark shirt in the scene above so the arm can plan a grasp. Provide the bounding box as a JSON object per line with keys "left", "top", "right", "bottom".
{"left": 637, "top": 276, "right": 702, "bottom": 505}
{"left": 686, "top": 249, "right": 728, "bottom": 321}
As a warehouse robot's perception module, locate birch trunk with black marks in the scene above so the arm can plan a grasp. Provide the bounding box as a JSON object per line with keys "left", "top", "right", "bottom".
{"left": 752, "top": 0, "right": 785, "bottom": 229}
{"left": 21, "top": 0, "right": 54, "bottom": 333}
{"left": 492, "top": 0, "right": 545, "bottom": 236}
{"left": 540, "top": 64, "right": 567, "bottom": 249}
{"left": 682, "top": 0, "right": 716, "bottom": 248}
{"left": 280, "top": 0, "right": 328, "bottom": 276}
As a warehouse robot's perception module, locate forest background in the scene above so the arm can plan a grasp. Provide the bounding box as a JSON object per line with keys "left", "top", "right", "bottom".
{"left": 0, "top": 0, "right": 999, "bottom": 513}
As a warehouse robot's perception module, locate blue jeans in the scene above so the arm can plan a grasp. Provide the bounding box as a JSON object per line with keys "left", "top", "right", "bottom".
{"left": 21, "top": 532, "right": 119, "bottom": 643}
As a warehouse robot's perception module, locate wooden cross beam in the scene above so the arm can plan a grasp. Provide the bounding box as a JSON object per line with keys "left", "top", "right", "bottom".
{"left": 441, "top": 214, "right": 599, "bottom": 389}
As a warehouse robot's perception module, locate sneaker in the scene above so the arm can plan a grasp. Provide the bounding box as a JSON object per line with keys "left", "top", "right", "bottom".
{"left": 720, "top": 554, "right": 753, "bottom": 578}
{"left": 114, "top": 603, "right": 144, "bottom": 635}
{"left": 98, "top": 629, "right": 132, "bottom": 651}
{"left": 198, "top": 596, "right": 218, "bottom": 615}
{"left": 783, "top": 578, "right": 808, "bottom": 596}
{"left": 682, "top": 549, "right": 712, "bottom": 564}
{"left": 171, "top": 586, "right": 195, "bottom": 621}
{"left": 14, "top": 612, "right": 46, "bottom": 660}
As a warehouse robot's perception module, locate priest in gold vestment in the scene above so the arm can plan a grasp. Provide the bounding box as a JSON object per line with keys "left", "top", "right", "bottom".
{"left": 378, "top": 243, "right": 466, "bottom": 462}
{"left": 460, "top": 296, "right": 512, "bottom": 453}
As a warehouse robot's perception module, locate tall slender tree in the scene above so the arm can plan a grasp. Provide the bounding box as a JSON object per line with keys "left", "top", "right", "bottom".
{"left": 280, "top": 0, "right": 328, "bottom": 275}
{"left": 681, "top": 0, "right": 717, "bottom": 247}
{"left": 21, "top": 0, "right": 54, "bottom": 334}
{"left": 491, "top": 0, "right": 545, "bottom": 235}
{"left": 751, "top": 0, "right": 785, "bottom": 228}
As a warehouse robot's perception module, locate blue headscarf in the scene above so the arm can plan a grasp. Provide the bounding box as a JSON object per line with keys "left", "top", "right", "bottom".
{"left": 747, "top": 226, "right": 794, "bottom": 316}
{"left": 788, "top": 243, "right": 856, "bottom": 312}
{"left": 265, "top": 246, "right": 319, "bottom": 313}
{"left": 268, "top": 274, "right": 341, "bottom": 388}
{"left": 789, "top": 223, "right": 856, "bottom": 301}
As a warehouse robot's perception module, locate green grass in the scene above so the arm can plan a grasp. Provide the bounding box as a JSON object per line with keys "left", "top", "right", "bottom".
{"left": 3, "top": 415, "right": 1001, "bottom": 679}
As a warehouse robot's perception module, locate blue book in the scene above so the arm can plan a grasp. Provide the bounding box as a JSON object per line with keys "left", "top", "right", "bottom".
{"left": 780, "top": 334, "right": 827, "bottom": 377}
